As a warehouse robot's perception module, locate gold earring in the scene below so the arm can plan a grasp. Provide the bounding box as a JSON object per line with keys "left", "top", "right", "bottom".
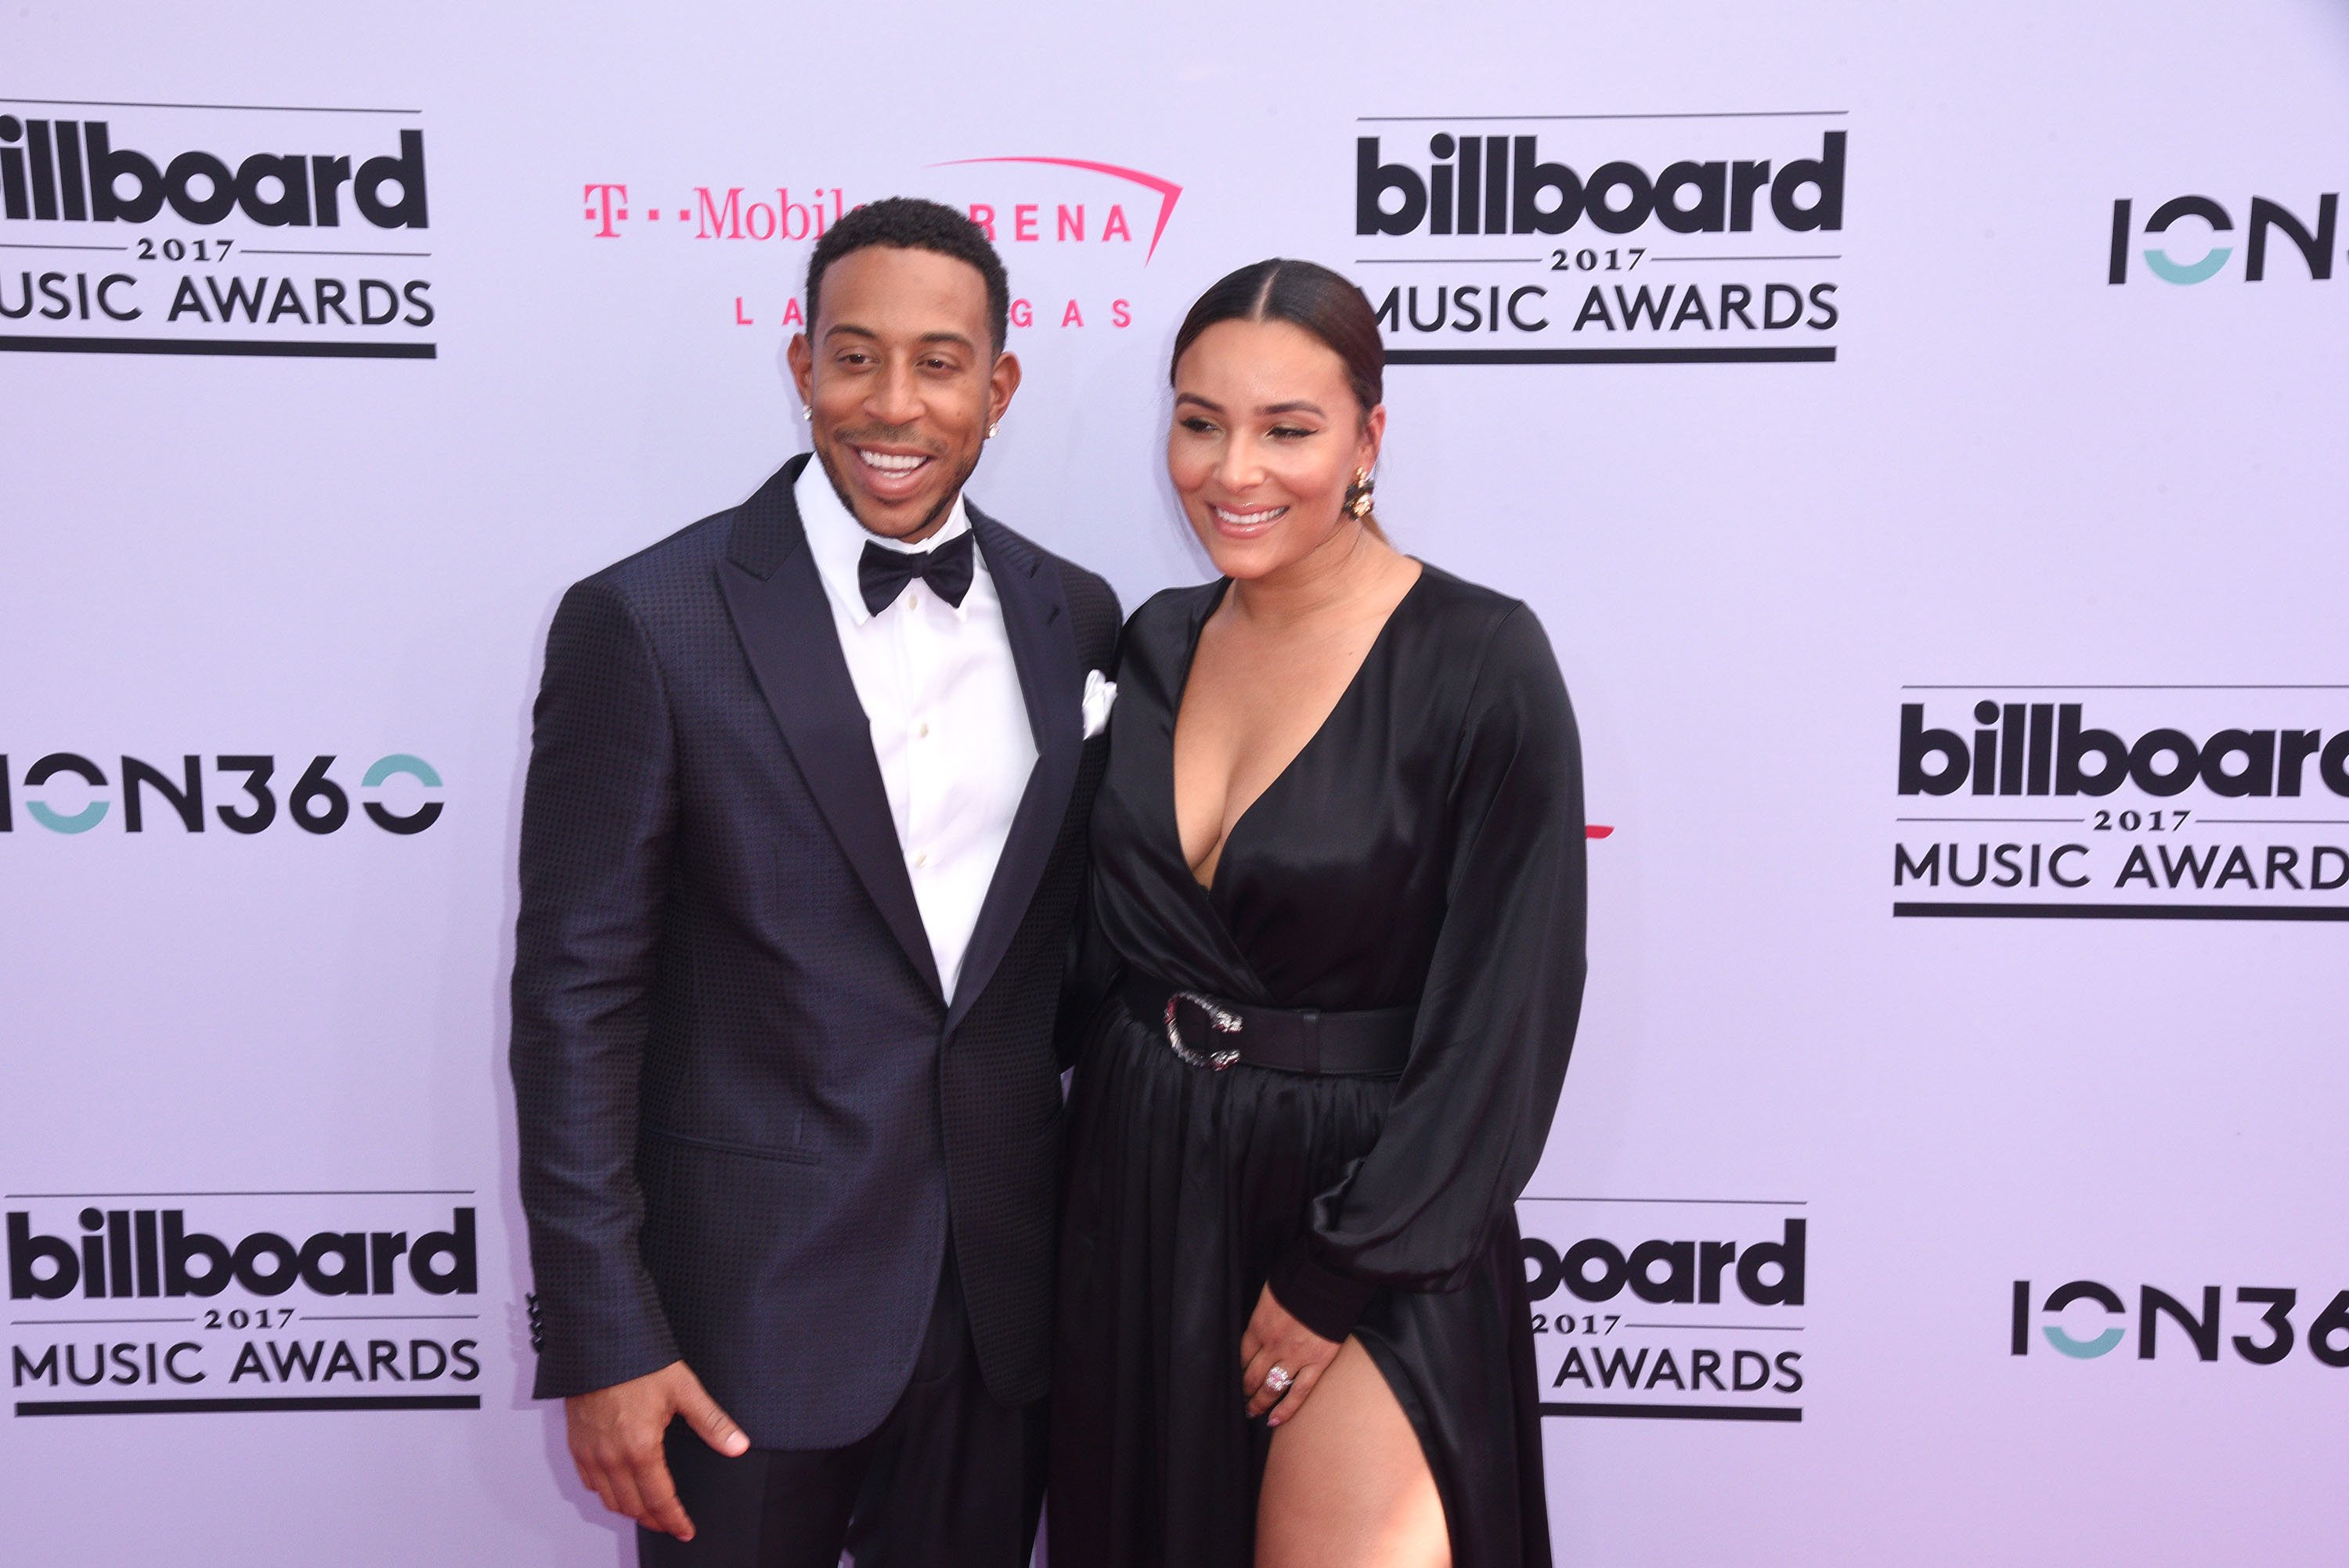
{"left": 1345, "top": 468, "right": 1375, "bottom": 519}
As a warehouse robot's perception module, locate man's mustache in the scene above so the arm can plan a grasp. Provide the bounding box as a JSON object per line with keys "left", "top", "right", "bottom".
{"left": 831, "top": 424, "right": 948, "bottom": 457}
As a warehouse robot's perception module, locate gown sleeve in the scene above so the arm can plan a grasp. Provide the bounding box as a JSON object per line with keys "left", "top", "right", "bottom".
{"left": 1268, "top": 601, "right": 1586, "bottom": 1343}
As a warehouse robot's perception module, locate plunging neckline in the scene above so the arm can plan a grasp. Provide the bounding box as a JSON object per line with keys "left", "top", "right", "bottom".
{"left": 1167, "top": 564, "right": 1428, "bottom": 897}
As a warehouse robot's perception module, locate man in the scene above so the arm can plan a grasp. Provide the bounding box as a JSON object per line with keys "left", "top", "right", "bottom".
{"left": 511, "top": 197, "right": 1120, "bottom": 1566}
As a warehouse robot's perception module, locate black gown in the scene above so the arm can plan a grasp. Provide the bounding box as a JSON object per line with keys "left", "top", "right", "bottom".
{"left": 1050, "top": 565, "right": 1586, "bottom": 1568}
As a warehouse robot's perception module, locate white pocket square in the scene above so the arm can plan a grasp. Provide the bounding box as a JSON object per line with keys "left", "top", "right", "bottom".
{"left": 1081, "top": 669, "right": 1118, "bottom": 740}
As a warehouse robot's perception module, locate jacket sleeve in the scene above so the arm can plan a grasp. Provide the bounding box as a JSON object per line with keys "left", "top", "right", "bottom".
{"left": 509, "top": 577, "right": 684, "bottom": 1397}
{"left": 1268, "top": 604, "right": 1587, "bottom": 1343}
{"left": 1057, "top": 866, "right": 1122, "bottom": 1072}
{"left": 1055, "top": 574, "right": 1128, "bottom": 1071}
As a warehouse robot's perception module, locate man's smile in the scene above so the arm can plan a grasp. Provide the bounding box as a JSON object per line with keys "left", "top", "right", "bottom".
{"left": 845, "top": 442, "right": 942, "bottom": 500}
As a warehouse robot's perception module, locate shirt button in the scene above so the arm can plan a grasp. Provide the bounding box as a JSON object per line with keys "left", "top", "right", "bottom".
{"left": 917, "top": 721, "right": 930, "bottom": 739}
{"left": 913, "top": 852, "right": 929, "bottom": 868}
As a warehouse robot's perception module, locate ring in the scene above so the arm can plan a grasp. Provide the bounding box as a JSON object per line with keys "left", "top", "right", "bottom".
{"left": 1264, "top": 1364, "right": 1294, "bottom": 1395}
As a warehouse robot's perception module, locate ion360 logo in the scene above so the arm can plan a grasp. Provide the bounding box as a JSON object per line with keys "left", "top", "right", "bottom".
{"left": 0, "top": 751, "right": 442, "bottom": 834}
{"left": 2107, "top": 190, "right": 2336, "bottom": 285}
{"left": 2013, "top": 1278, "right": 2349, "bottom": 1367}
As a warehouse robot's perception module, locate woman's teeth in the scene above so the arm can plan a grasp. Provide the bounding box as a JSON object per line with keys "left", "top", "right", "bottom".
{"left": 1211, "top": 505, "right": 1287, "bottom": 527}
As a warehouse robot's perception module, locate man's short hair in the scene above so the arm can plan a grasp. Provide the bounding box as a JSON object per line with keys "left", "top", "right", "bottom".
{"left": 804, "top": 196, "right": 1011, "bottom": 354}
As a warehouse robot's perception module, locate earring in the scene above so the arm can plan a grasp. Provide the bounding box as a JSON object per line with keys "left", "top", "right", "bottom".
{"left": 1344, "top": 467, "right": 1375, "bottom": 519}
{"left": 800, "top": 407, "right": 813, "bottom": 421}
{"left": 986, "top": 420, "right": 1000, "bottom": 438}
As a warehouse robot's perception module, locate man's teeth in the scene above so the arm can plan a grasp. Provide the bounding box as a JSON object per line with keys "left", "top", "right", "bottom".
{"left": 857, "top": 449, "right": 931, "bottom": 475}
{"left": 1213, "top": 505, "right": 1287, "bottom": 526}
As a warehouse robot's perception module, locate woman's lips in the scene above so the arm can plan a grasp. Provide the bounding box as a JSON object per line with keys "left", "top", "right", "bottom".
{"left": 1209, "top": 503, "right": 1288, "bottom": 538}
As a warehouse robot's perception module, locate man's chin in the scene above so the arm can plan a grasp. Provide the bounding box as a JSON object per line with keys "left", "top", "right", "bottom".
{"left": 814, "top": 445, "right": 970, "bottom": 542}
{"left": 848, "top": 488, "right": 952, "bottom": 541}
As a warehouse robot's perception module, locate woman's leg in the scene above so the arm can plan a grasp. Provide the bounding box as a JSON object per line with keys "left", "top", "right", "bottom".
{"left": 1256, "top": 1336, "right": 1449, "bottom": 1568}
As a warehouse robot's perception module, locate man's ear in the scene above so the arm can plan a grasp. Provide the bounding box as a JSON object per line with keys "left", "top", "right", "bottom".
{"left": 787, "top": 333, "right": 814, "bottom": 414}
{"left": 989, "top": 351, "right": 1023, "bottom": 426}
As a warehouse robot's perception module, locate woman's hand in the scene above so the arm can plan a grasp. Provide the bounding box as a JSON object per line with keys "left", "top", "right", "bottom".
{"left": 1240, "top": 1282, "right": 1341, "bottom": 1427}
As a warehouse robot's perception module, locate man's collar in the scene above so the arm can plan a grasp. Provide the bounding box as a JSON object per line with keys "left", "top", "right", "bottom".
{"left": 793, "top": 459, "right": 974, "bottom": 625}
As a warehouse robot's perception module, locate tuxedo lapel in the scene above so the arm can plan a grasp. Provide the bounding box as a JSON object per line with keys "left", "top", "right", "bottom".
{"left": 946, "top": 510, "right": 1082, "bottom": 1032}
{"left": 718, "top": 456, "right": 944, "bottom": 1000}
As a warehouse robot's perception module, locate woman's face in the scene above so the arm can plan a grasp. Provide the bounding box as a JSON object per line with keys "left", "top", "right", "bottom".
{"left": 1167, "top": 317, "right": 1384, "bottom": 582}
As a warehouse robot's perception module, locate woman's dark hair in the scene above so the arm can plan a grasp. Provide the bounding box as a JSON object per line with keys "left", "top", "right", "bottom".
{"left": 1168, "top": 258, "right": 1384, "bottom": 420}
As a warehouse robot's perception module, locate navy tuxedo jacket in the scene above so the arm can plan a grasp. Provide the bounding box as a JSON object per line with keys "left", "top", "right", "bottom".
{"left": 511, "top": 454, "right": 1120, "bottom": 1447}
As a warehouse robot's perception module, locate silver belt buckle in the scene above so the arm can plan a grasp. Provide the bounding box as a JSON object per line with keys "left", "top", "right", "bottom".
{"left": 1164, "top": 992, "right": 1243, "bottom": 1070}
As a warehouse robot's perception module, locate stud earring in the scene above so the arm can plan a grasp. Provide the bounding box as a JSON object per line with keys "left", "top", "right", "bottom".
{"left": 800, "top": 406, "right": 813, "bottom": 421}
{"left": 1344, "top": 467, "right": 1375, "bottom": 519}
{"left": 986, "top": 420, "right": 1000, "bottom": 438}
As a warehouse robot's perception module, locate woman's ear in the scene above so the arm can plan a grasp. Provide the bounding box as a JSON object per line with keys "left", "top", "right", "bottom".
{"left": 1359, "top": 402, "right": 1387, "bottom": 473}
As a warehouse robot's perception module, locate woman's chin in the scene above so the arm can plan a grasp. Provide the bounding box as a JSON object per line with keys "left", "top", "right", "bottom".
{"left": 1196, "top": 533, "right": 1288, "bottom": 581}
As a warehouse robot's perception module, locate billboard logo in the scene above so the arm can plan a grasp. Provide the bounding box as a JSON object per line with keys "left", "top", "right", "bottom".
{"left": 1890, "top": 687, "right": 2349, "bottom": 922}
{"left": 9, "top": 1195, "right": 486, "bottom": 1417}
{"left": 0, "top": 116, "right": 426, "bottom": 229}
{"left": 0, "top": 98, "right": 438, "bottom": 359}
{"left": 1359, "top": 131, "right": 1843, "bottom": 238}
{"left": 1351, "top": 114, "right": 1846, "bottom": 366}
{"left": 1519, "top": 1200, "right": 1807, "bottom": 1422}
{"left": 1898, "top": 702, "right": 2349, "bottom": 801}
{"left": 9, "top": 1207, "right": 475, "bottom": 1301}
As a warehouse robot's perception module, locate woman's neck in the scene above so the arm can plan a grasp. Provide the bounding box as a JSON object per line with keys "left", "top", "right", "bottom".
{"left": 1225, "top": 522, "right": 1395, "bottom": 630}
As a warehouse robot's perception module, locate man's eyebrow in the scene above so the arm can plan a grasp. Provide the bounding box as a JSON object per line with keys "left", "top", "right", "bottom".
{"left": 821, "top": 324, "right": 978, "bottom": 353}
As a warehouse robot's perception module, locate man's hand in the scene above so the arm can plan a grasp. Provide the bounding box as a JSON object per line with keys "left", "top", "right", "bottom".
{"left": 1240, "top": 1283, "right": 1342, "bottom": 1428}
{"left": 566, "top": 1360, "right": 749, "bottom": 1541}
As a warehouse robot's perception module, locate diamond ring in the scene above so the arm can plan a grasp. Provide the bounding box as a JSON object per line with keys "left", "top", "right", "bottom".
{"left": 1264, "top": 1364, "right": 1294, "bottom": 1395}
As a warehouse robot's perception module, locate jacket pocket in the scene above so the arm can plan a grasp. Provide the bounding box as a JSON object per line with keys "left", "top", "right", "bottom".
{"left": 641, "top": 1122, "right": 821, "bottom": 1166}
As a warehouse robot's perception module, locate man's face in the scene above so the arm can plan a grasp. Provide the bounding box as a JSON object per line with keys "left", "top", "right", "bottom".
{"left": 787, "top": 245, "right": 1019, "bottom": 543}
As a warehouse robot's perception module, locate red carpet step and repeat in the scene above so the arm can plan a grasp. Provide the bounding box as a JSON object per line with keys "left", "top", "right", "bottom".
{"left": 4, "top": 2, "right": 2344, "bottom": 1562}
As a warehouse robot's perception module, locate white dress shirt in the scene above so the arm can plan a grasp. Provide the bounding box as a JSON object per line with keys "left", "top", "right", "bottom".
{"left": 795, "top": 460, "right": 1037, "bottom": 1003}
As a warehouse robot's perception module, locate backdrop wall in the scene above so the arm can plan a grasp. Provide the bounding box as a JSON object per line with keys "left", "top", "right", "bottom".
{"left": 5, "top": 2, "right": 2345, "bottom": 1562}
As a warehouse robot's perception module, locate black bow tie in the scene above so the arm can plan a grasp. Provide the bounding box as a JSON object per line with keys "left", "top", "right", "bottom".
{"left": 858, "top": 531, "right": 976, "bottom": 615}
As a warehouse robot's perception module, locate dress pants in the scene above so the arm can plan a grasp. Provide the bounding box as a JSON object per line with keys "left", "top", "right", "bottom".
{"left": 640, "top": 1245, "right": 1045, "bottom": 1568}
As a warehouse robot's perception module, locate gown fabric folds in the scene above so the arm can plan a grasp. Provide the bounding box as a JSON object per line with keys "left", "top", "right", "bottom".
{"left": 1050, "top": 566, "right": 1586, "bottom": 1568}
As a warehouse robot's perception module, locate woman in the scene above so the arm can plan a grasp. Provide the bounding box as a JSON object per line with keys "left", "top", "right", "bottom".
{"left": 1051, "top": 258, "right": 1586, "bottom": 1568}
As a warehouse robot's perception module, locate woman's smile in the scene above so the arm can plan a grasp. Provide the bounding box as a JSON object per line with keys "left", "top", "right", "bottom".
{"left": 1209, "top": 502, "right": 1290, "bottom": 537}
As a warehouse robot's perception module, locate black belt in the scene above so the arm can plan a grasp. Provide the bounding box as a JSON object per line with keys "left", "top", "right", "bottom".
{"left": 1121, "top": 970, "right": 1414, "bottom": 1078}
